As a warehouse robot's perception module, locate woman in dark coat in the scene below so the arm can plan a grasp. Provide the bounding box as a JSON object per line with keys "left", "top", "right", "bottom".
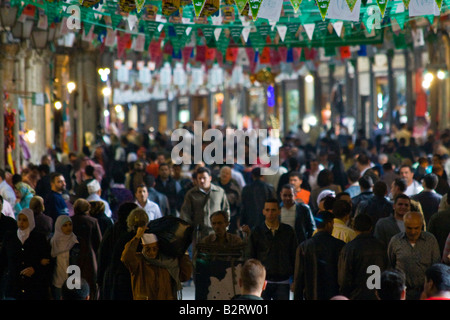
{"left": 88, "top": 201, "right": 113, "bottom": 237}
{"left": 98, "top": 207, "right": 149, "bottom": 300}
{"left": 97, "top": 202, "right": 138, "bottom": 300}
{"left": 71, "top": 199, "right": 102, "bottom": 300}
{"left": 0, "top": 208, "right": 52, "bottom": 300}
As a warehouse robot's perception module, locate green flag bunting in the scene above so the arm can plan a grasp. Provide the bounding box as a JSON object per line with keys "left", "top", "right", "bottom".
{"left": 248, "top": 0, "right": 263, "bottom": 21}
{"left": 376, "top": 0, "right": 387, "bottom": 17}
{"left": 192, "top": 0, "right": 206, "bottom": 17}
{"left": 346, "top": 0, "right": 358, "bottom": 12}
{"left": 316, "top": 0, "right": 331, "bottom": 21}
{"left": 290, "top": 0, "right": 302, "bottom": 13}
{"left": 234, "top": 0, "right": 248, "bottom": 13}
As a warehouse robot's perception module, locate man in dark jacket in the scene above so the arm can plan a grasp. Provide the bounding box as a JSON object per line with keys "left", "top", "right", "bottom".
{"left": 44, "top": 172, "right": 69, "bottom": 225}
{"left": 351, "top": 175, "right": 374, "bottom": 218}
{"left": 239, "top": 167, "right": 276, "bottom": 231}
{"left": 427, "top": 205, "right": 450, "bottom": 254}
{"left": 0, "top": 195, "right": 17, "bottom": 299}
{"left": 338, "top": 213, "right": 388, "bottom": 300}
{"left": 279, "top": 184, "right": 316, "bottom": 244}
{"left": 147, "top": 175, "right": 170, "bottom": 217}
{"left": 247, "top": 199, "right": 297, "bottom": 300}
{"left": 154, "top": 163, "right": 181, "bottom": 217}
{"left": 411, "top": 173, "right": 442, "bottom": 225}
{"left": 355, "top": 181, "right": 393, "bottom": 229}
{"left": 293, "top": 210, "right": 345, "bottom": 300}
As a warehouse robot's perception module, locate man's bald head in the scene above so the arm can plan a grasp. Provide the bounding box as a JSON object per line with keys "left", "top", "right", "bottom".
{"left": 404, "top": 211, "right": 423, "bottom": 244}
{"left": 403, "top": 211, "right": 423, "bottom": 223}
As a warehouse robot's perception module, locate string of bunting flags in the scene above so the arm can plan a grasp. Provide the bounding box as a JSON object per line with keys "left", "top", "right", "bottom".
{"left": 7, "top": 0, "right": 450, "bottom": 68}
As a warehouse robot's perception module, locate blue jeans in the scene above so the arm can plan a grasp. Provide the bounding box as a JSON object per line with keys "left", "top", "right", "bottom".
{"left": 261, "top": 282, "right": 290, "bottom": 300}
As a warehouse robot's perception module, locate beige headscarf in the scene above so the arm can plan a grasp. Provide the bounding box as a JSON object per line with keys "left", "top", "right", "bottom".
{"left": 17, "top": 208, "right": 35, "bottom": 244}
{"left": 50, "top": 215, "right": 78, "bottom": 257}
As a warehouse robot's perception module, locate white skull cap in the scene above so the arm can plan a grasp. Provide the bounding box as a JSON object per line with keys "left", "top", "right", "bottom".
{"left": 141, "top": 233, "right": 158, "bottom": 245}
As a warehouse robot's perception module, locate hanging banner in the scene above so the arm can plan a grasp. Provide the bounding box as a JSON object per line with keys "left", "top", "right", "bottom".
{"left": 316, "top": 0, "right": 331, "bottom": 21}
{"left": 146, "top": 21, "right": 160, "bottom": 38}
{"left": 127, "top": 14, "right": 138, "bottom": 31}
{"left": 246, "top": 47, "right": 256, "bottom": 72}
{"left": 235, "top": 0, "right": 248, "bottom": 13}
{"left": 303, "top": 23, "right": 315, "bottom": 40}
{"left": 346, "top": 0, "right": 358, "bottom": 11}
{"left": 202, "top": 26, "right": 215, "bottom": 42}
{"left": 182, "top": 46, "right": 193, "bottom": 63}
{"left": 135, "top": 0, "right": 146, "bottom": 13}
{"left": 408, "top": 0, "right": 440, "bottom": 16}
{"left": 259, "top": 47, "right": 271, "bottom": 64}
{"left": 149, "top": 40, "right": 162, "bottom": 58}
{"left": 134, "top": 34, "right": 146, "bottom": 52}
{"left": 229, "top": 26, "right": 243, "bottom": 44}
{"left": 332, "top": 21, "right": 344, "bottom": 36}
{"left": 226, "top": 47, "right": 239, "bottom": 62}
{"left": 277, "top": 25, "right": 287, "bottom": 42}
{"left": 270, "top": 48, "right": 281, "bottom": 65}
{"left": 290, "top": 0, "right": 302, "bottom": 13}
{"left": 286, "top": 23, "right": 300, "bottom": 40}
{"left": 117, "top": 32, "right": 131, "bottom": 58}
{"left": 257, "top": 24, "right": 271, "bottom": 42}
{"left": 340, "top": 46, "right": 351, "bottom": 59}
{"left": 327, "top": 0, "right": 361, "bottom": 21}
{"left": 105, "top": 28, "right": 116, "bottom": 47}
{"left": 206, "top": 47, "right": 216, "bottom": 60}
{"left": 293, "top": 47, "right": 302, "bottom": 62}
{"left": 257, "top": 0, "right": 283, "bottom": 21}
{"left": 174, "top": 24, "right": 188, "bottom": 39}
{"left": 376, "top": 0, "right": 388, "bottom": 17}
{"left": 193, "top": 0, "right": 207, "bottom": 16}
{"left": 248, "top": 0, "right": 263, "bottom": 21}
{"left": 196, "top": 45, "right": 207, "bottom": 62}
{"left": 279, "top": 46, "right": 288, "bottom": 62}
{"left": 241, "top": 26, "right": 251, "bottom": 42}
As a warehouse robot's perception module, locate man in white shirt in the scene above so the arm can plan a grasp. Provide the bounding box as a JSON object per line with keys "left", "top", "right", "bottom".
{"left": 86, "top": 179, "right": 113, "bottom": 220}
{"left": 134, "top": 183, "right": 162, "bottom": 222}
{"left": 399, "top": 165, "right": 423, "bottom": 197}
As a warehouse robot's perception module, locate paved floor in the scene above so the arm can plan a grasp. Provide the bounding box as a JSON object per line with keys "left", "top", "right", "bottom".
{"left": 181, "top": 281, "right": 195, "bottom": 300}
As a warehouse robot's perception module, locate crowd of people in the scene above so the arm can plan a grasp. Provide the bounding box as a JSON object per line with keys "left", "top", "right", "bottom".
{"left": 1, "top": 123, "right": 450, "bottom": 300}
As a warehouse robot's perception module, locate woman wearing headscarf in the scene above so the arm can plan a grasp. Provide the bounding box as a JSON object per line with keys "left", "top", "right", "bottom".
{"left": 102, "top": 207, "right": 149, "bottom": 300}
{"left": 97, "top": 202, "right": 138, "bottom": 300}
{"left": 88, "top": 201, "right": 113, "bottom": 237}
{"left": 13, "top": 181, "right": 35, "bottom": 218}
{"left": 50, "top": 215, "right": 79, "bottom": 300}
{"left": 0, "top": 208, "right": 52, "bottom": 300}
{"left": 71, "top": 199, "right": 102, "bottom": 300}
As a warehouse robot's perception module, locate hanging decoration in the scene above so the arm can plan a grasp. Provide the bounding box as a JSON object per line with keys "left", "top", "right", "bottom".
{"left": 376, "top": 0, "right": 388, "bottom": 17}
{"left": 290, "top": 0, "right": 302, "bottom": 13}
{"left": 316, "top": 0, "right": 331, "bottom": 21}
{"left": 193, "top": 0, "right": 207, "bottom": 16}
{"left": 234, "top": 0, "right": 248, "bottom": 13}
{"left": 4, "top": 108, "right": 16, "bottom": 151}
{"left": 4, "top": 0, "right": 448, "bottom": 73}
{"left": 248, "top": 0, "right": 263, "bottom": 20}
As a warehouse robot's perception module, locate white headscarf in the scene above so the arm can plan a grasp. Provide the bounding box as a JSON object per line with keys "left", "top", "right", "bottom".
{"left": 17, "top": 208, "right": 35, "bottom": 244}
{"left": 50, "top": 215, "right": 79, "bottom": 257}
